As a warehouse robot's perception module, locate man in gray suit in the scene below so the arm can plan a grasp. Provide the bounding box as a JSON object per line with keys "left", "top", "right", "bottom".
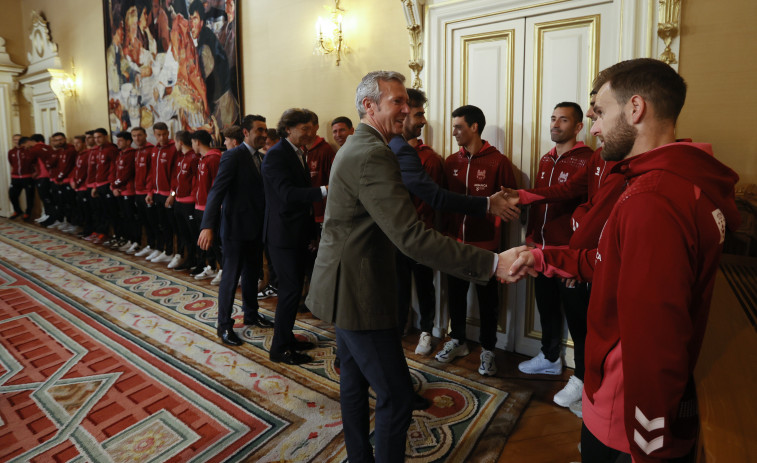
{"left": 307, "top": 71, "right": 512, "bottom": 463}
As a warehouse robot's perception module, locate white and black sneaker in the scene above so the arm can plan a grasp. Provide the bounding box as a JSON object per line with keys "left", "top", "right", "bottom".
{"left": 257, "top": 284, "right": 277, "bottom": 299}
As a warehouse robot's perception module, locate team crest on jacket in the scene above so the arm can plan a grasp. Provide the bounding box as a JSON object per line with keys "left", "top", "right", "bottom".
{"left": 558, "top": 171, "right": 569, "bottom": 183}
{"left": 476, "top": 169, "right": 486, "bottom": 180}
{"left": 712, "top": 209, "right": 726, "bottom": 244}
{"left": 453, "top": 168, "right": 459, "bottom": 176}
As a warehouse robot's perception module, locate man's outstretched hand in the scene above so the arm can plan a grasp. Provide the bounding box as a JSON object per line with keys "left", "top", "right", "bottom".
{"left": 496, "top": 245, "right": 537, "bottom": 283}
{"left": 489, "top": 187, "right": 520, "bottom": 221}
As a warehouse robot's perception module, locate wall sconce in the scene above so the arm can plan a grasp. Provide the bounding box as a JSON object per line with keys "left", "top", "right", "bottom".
{"left": 49, "top": 63, "right": 77, "bottom": 100}
{"left": 314, "top": 0, "right": 346, "bottom": 66}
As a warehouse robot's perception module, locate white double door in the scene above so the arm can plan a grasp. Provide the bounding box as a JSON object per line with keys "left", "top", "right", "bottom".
{"left": 426, "top": 0, "right": 618, "bottom": 362}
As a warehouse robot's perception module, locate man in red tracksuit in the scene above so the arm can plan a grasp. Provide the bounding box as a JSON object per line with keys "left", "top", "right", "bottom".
{"left": 90, "top": 128, "right": 119, "bottom": 244}
{"left": 304, "top": 111, "right": 337, "bottom": 227}
{"left": 131, "top": 127, "right": 156, "bottom": 257}
{"left": 111, "top": 131, "right": 138, "bottom": 251}
{"left": 503, "top": 88, "right": 619, "bottom": 415}
{"left": 49, "top": 132, "right": 77, "bottom": 229}
{"left": 8, "top": 134, "right": 37, "bottom": 220}
{"left": 27, "top": 134, "right": 54, "bottom": 225}
{"left": 434, "top": 105, "right": 517, "bottom": 376}
{"left": 517, "top": 102, "right": 593, "bottom": 384}
{"left": 169, "top": 130, "right": 199, "bottom": 271}
{"left": 145, "top": 122, "right": 179, "bottom": 264}
{"left": 192, "top": 130, "right": 223, "bottom": 277}
{"left": 504, "top": 58, "right": 741, "bottom": 463}
{"left": 68, "top": 135, "right": 90, "bottom": 235}
{"left": 82, "top": 131, "right": 100, "bottom": 240}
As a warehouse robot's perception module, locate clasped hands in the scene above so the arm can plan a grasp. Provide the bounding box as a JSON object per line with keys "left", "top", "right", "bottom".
{"left": 488, "top": 187, "right": 521, "bottom": 221}
{"left": 495, "top": 245, "right": 537, "bottom": 284}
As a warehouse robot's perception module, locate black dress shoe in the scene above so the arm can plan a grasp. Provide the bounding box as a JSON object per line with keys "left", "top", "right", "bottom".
{"left": 412, "top": 392, "right": 432, "bottom": 410}
{"left": 218, "top": 328, "right": 243, "bottom": 346}
{"left": 244, "top": 315, "right": 274, "bottom": 328}
{"left": 270, "top": 349, "right": 312, "bottom": 365}
{"left": 291, "top": 340, "right": 316, "bottom": 351}
{"left": 175, "top": 260, "right": 196, "bottom": 271}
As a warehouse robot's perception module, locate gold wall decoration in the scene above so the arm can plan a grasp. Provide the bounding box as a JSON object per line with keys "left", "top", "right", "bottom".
{"left": 401, "top": 0, "right": 425, "bottom": 89}
{"left": 657, "top": 0, "right": 682, "bottom": 65}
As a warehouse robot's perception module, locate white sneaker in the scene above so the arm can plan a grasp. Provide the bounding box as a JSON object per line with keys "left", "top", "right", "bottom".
{"left": 118, "top": 240, "right": 133, "bottom": 252}
{"left": 135, "top": 246, "right": 153, "bottom": 257}
{"left": 210, "top": 269, "right": 223, "bottom": 285}
{"left": 125, "top": 242, "right": 140, "bottom": 254}
{"left": 569, "top": 399, "right": 583, "bottom": 418}
{"left": 518, "top": 352, "right": 563, "bottom": 375}
{"left": 152, "top": 252, "right": 173, "bottom": 263}
{"left": 415, "top": 332, "right": 433, "bottom": 355}
{"left": 194, "top": 265, "right": 217, "bottom": 280}
{"left": 35, "top": 214, "right": 49, "bottom": 223}
{"left": 479, "top": 349, "right": 497, "bottom": 376}
{"left": 167, "top": 254, "right": 183, "bottom": 269}
{"left": 46, "top": 220, "right": 62, "bottom": 229}
{"left": 554, "top": 375, "right": 583, "bottom": 407}
{"left": 146, "top": 249, "right": 162, "bottom": 260}
{"left": 435, "top": 339, "right": 469, "bottom": 363}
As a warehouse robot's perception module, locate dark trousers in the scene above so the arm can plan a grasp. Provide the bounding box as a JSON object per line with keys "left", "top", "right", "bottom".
{"left": 75, "top": 190, "right": 93, "bottom": 232}
{"left": 216, "top": 238, "right": 262, "bottom": 332}
{"left": 396, "top": 253, "right": 436, "bottom": 334}
{"left": 534, "top": 274, "right": 565, "bottom": 362}
{"left": 35, "top": 178, "right": 53, "bottom": 215}
{"left": 55, "top": 184, "right": 76, "bottom": 223}
{"left": 268, "top": 245, "right": 312, "bottom": 354}
{"left": 447, "top": 275, "right": 499, "bottom": 350}
{"left": 194, "top": 210, "right": 221, "bottom": 268}
{"left": 93, "top": 184, "right": 117, "bottom": 235}
{"left": 535, "top": 274, "right": 590, "bottom": 377}
{"left": 135, "top": 194, "right": 156, "bottom": 248}
{"left": 153, "top": 194, "right": 175, "bottom": 254}
{"left": 561, "top": 282, "right": 590, "bottom": 380}
{"left": 173, "top": 202, "right": 197, "bottom": 262}
{"left": 9, "top": 178, "right": 35, "bottom": 215}
{"left": 117, "top": 196, "right": 140, "bottom": 242}
{"left": 50, "top": 182, "right": 65, "bottom": 221}
{"left": 336, "top": 327, "right": 413, "bottom": 463}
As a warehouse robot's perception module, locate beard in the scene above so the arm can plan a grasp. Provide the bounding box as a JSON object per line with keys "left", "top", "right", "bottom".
{"left": 600, "top": 114, "right": 637, "bottom": 161}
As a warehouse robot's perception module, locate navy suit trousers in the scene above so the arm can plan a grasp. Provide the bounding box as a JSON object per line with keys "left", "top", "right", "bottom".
{"left": 336, "top": 327, "right": 414, "bottom": 463}
{"left": 216, "top": 238, "right": 262, "bottom": 332}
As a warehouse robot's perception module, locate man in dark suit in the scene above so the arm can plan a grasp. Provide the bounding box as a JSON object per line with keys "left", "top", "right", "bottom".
{"left": 307, "top": 71, "right": 513, "bottom": 463}
{"left": 262, "top": 108, "right": 327, "bottom": 365}
{"left": 197, "top": 116, "right": 273, "bottom": 347}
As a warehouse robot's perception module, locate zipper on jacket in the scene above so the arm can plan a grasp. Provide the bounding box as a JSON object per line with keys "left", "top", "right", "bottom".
{"left": 541, "top": 155, "right": 560, "bottom": 248}
{"left": 462, "top": 155, "right": 472, "bottom": 242}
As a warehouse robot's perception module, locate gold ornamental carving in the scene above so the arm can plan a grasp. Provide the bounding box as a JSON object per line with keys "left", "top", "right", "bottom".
{"left": 402, "top": 0, "right": 425, "bottom": 89}
{"left": 657, "top": 0, "right": 681, "bottom": 65}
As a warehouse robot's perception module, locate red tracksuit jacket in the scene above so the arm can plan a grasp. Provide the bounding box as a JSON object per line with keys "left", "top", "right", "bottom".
{"left": 112, "top": 148, "right": 136, "bottom": 195}
{"left": 133, "top": 143, "right": 154, "bottom": 195}
{"left": 72, "top": 150, "right": 90, "bottom": 191}
{"left": 55, "top": 145, "right": 77, "bottom": 183}
{"left": 443, "top": 141, "right": 517, "bottom": 251}
{"left": 94, "top": 143, "right": 118, "bottom": 187}
{"left": 149, "top": 140, "right": 178, "bottom": 196}
{"left": 306, "top": 136, "right": 337, "bottom": 223}
{"left": 525, "top": 142, "right": 593, "bottom": 247}
{"left": 194, "top": 149, "right": 221, "bottom": 211}
{"left": 577, "top": 142, "right": 739, "bottom": 462}
{"left": 173, "top": 150, "right": 199, "bottom": 204}
{"left": 8, "top": 147, "right": 36, "bottom": 178}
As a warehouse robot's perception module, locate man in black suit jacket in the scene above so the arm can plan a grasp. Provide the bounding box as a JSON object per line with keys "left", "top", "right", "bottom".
{"left": 262, "top": 108, "right": 327, "bottom": 365}
{"left": 198, "top": 117, "right": 273, "bottom": 346}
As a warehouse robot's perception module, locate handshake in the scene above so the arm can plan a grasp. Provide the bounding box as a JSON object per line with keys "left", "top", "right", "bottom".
{"left": 495, "top": 245, "right": 538, "bottom": 284}
{"left": 488, "top": 187, "right": 521, "bottom": 221}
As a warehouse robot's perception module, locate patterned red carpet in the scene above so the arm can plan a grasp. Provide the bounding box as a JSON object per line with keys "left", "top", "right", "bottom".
{"left": 0, "top": 219, "right": 531, "bottom": 462}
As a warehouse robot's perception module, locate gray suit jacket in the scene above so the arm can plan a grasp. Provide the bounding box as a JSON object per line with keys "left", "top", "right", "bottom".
{"left": 306, "top": 123, "right": 495, "bottom": 331}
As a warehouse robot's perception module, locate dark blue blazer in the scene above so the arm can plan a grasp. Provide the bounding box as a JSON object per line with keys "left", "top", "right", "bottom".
{"left": 388, "top": 135, "right": 487, "bottom": 217}
{"left": 200, "top": 144, "right": 265, "bottom": 241}
{"left": 262, "top": 139, "right": 323, "bottom": 249}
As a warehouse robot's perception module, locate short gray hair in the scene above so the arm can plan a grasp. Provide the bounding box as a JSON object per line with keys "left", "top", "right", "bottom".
{"left": 355, "top": 71, "right": 406, "bottom": 118}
